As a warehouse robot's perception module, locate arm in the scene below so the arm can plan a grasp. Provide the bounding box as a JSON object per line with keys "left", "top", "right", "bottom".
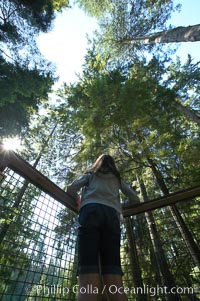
{"left": 120, "top": 181, "right": 140, "bottom": 206}
{"left": 66, "top": 174, "right": 89, "bottom": 199}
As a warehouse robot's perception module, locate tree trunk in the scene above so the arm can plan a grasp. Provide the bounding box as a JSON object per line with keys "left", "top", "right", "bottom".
{"left": 176, "top": 102, "right": 200, "bottom": 126}
{"left": 0, "top": 124, "right": 57, "bottom": 245}
{"left": 148, "top": 158, "right": 200, "bottom": 268}
{"left": 125, "top": 217, "right": 147, "bottom": 301}
{"left": 169, "top": 205, "right": 200, "bottom": 268}
{"left": 139, "top": 178, "right": 180, "bottom": 301}
{"left": 68, "top": 240, "right": 78, "bottom": 301}
{"left": 0, "top": 180, "right": 29, "bottom": 245}
{"left": 119, "top": 24, "right": 200, "bottom": 44}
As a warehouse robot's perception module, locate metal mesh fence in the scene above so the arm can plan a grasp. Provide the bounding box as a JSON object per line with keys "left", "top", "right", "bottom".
{"left": 121, "top": 201, "right": 200, "bottom": 300}
{"left": 0, "top": 168, "right": 78, "bottom": 301}
{"left": 0, "top": 167, "right": 199, "bottom": 301}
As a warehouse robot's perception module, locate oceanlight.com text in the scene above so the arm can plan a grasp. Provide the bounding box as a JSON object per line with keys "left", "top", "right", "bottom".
{"left": 26, "top": 284, "right": 195, "bottom": 297}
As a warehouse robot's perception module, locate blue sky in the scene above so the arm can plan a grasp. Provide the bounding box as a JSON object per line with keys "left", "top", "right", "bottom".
{"left": 37, "top": 0, "right": 200, "bottom": 85}
{"left": 167, "top": 0, "right": 200, "bottom": 61}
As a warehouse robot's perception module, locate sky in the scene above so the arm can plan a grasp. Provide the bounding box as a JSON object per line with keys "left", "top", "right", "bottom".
{"left": 37, "top": 6, "right": 98, "bottom": 85}
{"left": 37, "top": 0, "right": 200, "bottom": 86}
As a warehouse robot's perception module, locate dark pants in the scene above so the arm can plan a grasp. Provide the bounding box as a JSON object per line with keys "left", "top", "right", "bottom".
{"left": 77, "top": 203, "right": 123, "bottom": 275}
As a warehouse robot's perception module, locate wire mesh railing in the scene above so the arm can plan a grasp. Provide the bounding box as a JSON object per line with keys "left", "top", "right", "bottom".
{"left": 0, "top": 148, "right": 199, "bottom": 301}
{"left": 0, "top": 168, "right": 78, "bottom": 300}
{"left": 121, "top": 202, "right": 200, "bottom": 301}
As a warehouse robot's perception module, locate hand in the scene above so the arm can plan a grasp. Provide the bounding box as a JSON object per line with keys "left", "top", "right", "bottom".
{"left": 76, "top": 195, "right": 81, "bottom": 209}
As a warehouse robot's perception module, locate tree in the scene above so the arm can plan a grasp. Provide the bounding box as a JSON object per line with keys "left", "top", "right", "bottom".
{"left": 0, "top": 108, "right": 78, "bottom": 300}
{"left": 0, "top": 58, "right": 54, "bottom": 136}
{"left": 0, "top": 0, "right": 70, "bottom": 42}
{"left": 84, "top": 0, "right": 180, "bottom": 60}
{"left": 75, "top": 0, "right": 113, "bottom": 17}
{"left": 117, "top": 24, "right": 200, "bottom": 44}
{"left": 145, "top": 155, "right": 200, "bottom": 267}
{"left": 55, "top": 39, "right": 200, "bottom": 272}
{"left": 0, "top": 119, "right": 57, "bottom": 245}
{"left": 0, "top": 177, "right": 42, "bottom": 299}
{"left": 0, "top": 0, "right": 71, "bottom": 137}
{"left": 138, "top": 176, "right": 180, "bottom": 301}
{"left": 123, "top": 217, "right": 147, "bottom": 301}
{"left": 165, "top": 55, "right": 200, "bottom": 125}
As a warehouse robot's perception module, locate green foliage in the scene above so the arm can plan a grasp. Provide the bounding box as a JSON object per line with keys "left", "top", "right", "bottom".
{"left": 85, "top": 0, "right": 180, "bottom": 61}
{"left": 0, "top": 57, "right": 54, "bottom": 136}
{"left": 0, "top": 0, "right": 71, "bottom": 137}
{"left": 1, "top": 0, "right": 69, "bottom": 41}
{"left": 166, "top": 55, "right": 200, "bottom": 109}
{"left": 53, "top": 0, "right": 70, "bottom": 11}
{"left": 75, "top": 0, "right": 113, "bottom": 17}
{"left": 0, "top": 2, "right": 199, "bottom": 298}
{"left": 55, "top": 45, "right": 200, "bottom": 193}
{"left": 0, "top": 175, "right": 42, "bottom": 298}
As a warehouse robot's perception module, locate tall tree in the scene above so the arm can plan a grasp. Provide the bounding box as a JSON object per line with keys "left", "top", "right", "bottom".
{"left": 0, "top": 0, "right": 71, "bottom": 137}
{"left": 138, "top": 176, "right": 180, "bottom": 301}
{"left": 0, "top": 0, "right": 70, "bottom": 42}
{"left": 124, "top": 217, "right": 147, "bottom": 301}
{"left": 145, "top": 155, "right": 200, "bottom": 268}
{"left": 83, "top": 0, "right": 180, "bottom": 60}
{"left": 75, "top": 0, "right": 113, "bottom": 17}
{"left": 0, "top": 58, "right": 54, "bottom": 136}
{"left": 117, "top": 24, "right": 200, "bottom": 44}
{"left": 0, "top": 120, "right": 57, "bottom": 245}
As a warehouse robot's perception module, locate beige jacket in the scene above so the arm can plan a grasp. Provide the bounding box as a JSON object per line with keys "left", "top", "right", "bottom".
{"left": 67, "top": 172, "right": 139, "bottom": 213}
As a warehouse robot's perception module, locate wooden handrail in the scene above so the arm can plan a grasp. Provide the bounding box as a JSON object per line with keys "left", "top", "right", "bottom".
{"left": 0, "top": 144, "right": 199, "bottom": 216}
{"left": 123, "top": 185, "right": 200, "bottom": 217}
{"left": 0, "top": 144, "right": 78, "bottom": 213}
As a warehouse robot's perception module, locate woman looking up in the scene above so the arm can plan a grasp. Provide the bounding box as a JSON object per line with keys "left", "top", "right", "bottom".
{"left": 67, "top": 154, "right": 140, "bottom": 301}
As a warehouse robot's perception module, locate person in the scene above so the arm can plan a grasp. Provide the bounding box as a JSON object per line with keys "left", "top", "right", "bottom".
{"left": 67, "top": 154, "right": 140, "bottom": 301}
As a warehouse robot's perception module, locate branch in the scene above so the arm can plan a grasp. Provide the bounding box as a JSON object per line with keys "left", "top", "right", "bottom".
{"left": 0, "top": 1, "right": 18, "bottom": 23}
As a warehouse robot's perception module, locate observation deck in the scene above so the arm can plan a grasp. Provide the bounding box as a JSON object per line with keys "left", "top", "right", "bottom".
{"left": 0, "top": 146, "right": 199, "bottom": 301}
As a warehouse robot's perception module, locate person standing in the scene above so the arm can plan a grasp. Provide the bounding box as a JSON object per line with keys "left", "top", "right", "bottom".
{"left": 67, "top": 154, "right": 139, "bottom": 301}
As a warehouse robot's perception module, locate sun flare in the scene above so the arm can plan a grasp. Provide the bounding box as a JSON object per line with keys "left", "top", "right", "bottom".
{"left": 2, "top": 138, "right": 22, "bottom": 152}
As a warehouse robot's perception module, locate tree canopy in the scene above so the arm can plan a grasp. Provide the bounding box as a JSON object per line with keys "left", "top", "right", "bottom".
{"left": 0, "top": 0, "right": 70, "bottom": 137}
{"left": 47, "top": 44, "right": 199, "bottom": 194}
{"left": 0, "top": 2, "right": 200, "bottom": 299}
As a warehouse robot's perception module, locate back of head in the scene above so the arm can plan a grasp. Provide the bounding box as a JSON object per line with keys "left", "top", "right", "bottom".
{"left": 90, "top": 154, "right": 121, "bottom": 180}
